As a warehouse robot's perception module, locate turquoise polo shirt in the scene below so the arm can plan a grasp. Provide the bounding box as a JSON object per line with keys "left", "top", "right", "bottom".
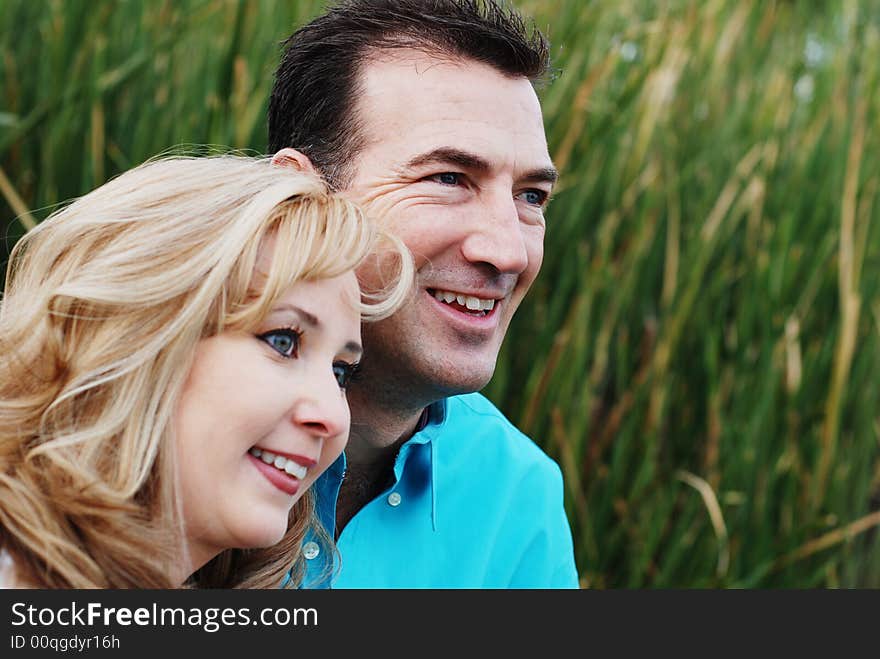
{"left": 303, "top": 392, "right": 579, "bottom": 588}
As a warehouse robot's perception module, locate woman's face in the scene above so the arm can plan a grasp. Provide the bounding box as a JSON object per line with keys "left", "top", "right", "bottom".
{"left": 174, "top": 268, "right": 362, "bottom": 572}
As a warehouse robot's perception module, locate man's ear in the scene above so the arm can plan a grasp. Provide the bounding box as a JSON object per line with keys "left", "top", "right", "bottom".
{"left": 271, "top": 148, "right": 318, "bottom": 174}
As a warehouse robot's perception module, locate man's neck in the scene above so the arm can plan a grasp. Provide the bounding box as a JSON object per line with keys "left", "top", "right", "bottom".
{"left": 334, "top": 392, "right": 429, "bottom": 537}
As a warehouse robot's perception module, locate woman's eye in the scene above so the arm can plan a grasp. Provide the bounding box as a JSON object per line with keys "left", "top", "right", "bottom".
{"left": 430, "top": 172, "right": 461, "bottom": 186}
{"left": 258, "top": 328, "right": 301, "bottom": 358}
{"left": 517, "top": 189, "right": 548, "bottom": 206}
{"left": 333, "top": 361, "right": 360, "bottom": 390}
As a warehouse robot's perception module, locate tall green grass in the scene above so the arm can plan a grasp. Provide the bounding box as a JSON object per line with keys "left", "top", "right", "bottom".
{"left": 2, "top": 0, "right": 878, "bottom": 587}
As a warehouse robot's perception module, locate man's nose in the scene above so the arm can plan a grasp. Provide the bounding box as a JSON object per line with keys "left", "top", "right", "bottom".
{"left": 460, "top": 192, "right": 529, "bottom": 274}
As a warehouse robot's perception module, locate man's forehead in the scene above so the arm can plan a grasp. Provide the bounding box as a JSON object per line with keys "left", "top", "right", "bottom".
{"left": 357, "top": 48, "right": 535, "bottom": 97}
{"left": 352, "top": 49, "right": 549, "bottom": 163}
{"left": 360, "top": 45, "right": 465, "bottom": 71}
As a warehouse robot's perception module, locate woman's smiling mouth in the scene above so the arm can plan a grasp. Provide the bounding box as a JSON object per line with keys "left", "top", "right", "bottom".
{"left": 247, "top": 447, "right": 319, "bottom": 495}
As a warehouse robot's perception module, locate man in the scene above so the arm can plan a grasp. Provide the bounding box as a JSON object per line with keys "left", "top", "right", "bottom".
{"left": 269, "top": 0, "right": 578, "bottom": 588}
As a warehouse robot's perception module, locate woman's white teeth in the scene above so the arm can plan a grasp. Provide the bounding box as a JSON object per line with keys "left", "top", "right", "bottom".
{"left": 249, "top": 447, "right": 307, "bottom": 480}
{"left": 432, "top": 289, "right": 495, "bottom": 311}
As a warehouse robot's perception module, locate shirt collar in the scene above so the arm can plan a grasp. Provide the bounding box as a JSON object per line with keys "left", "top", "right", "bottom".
{"left": 402, "top": 398, "right": 446, "bottom": 530}
{"left": 316, "top": 398, "right": 449, "bottom": 536}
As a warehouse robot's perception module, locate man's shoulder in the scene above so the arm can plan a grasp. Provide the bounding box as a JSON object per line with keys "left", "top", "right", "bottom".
{"left": 443, "top": 391, "right": 524, "bottom": 434}
{"left": 439, "top": 392, "right": 558, "bottom": 473}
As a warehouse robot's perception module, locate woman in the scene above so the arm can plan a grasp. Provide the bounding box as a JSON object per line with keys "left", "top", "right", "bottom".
{"left": 0, "top": 155, "right": 411, "bottom": 588}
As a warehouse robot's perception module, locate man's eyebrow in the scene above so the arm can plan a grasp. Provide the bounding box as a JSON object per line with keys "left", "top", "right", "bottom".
{"left": 521, "top": 166, "right": 559, "bottom": 186}
{"left": 405, "top": 147, "right": 558, "bottom": 185}
{"left": 405, "top": 147, "right": 491, "bottom": 173}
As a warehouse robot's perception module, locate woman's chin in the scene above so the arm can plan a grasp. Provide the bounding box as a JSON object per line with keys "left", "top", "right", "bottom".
{"left": 238, "top": 517, "right": 289, "bottom": 550}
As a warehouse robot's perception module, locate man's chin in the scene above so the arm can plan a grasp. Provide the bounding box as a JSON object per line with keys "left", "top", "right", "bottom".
{"left": 355, "top": 332, "right": 502, "bottom": 404}
{"left": 427, "top": 361, "right": 497, "bottom": 398}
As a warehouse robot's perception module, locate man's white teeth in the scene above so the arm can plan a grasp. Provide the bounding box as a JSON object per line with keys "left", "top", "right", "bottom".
{"left": 249, "top": 448, "right": 307, "bottom": 480}
{"left": 432, "top": 289, "right": 495, "bottom": 311}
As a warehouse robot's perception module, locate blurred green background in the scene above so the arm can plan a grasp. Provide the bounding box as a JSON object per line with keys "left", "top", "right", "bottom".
{"left": 2, "top": 0, "right": 879, "bottom": 587}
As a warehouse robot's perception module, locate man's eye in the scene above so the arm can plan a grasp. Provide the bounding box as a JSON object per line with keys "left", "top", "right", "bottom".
{"left": 333, "top": 361, "right": 360, "bottom": 389}
{"left": 517, "top": 189, "right": 548, "bottom": 206}
{"left": 429, "top": 172, "right": 461, "bottom": 185}
{"left": 258, "top": 328, "right": 301, "bottom": 358}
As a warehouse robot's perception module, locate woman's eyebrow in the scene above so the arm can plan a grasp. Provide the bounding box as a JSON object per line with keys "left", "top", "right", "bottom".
{"left": 271, "top": 303, "right": 363, "bottom": 355}
{"left": 271, "top": 303, "right": 319, "bottom": 328}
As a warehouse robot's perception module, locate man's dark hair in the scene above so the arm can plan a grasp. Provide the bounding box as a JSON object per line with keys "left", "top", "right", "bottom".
{"left": 267, "top": 0, "right": 550, "bottom": 189}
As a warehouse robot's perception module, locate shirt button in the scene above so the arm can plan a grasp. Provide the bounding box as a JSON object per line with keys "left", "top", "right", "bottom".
{"left": 302, "top": 541, "right": 320, "bottom": 560}
{"left": 387, "top": 492, "right": 402, "bottom": 507}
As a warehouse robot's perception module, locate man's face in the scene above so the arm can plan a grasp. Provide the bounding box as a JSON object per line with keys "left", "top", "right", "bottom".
{"left": 348, "top": 50, "right": 555, "bottom": 402}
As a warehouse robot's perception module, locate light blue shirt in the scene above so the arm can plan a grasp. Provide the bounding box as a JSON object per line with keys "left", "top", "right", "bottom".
{"left": 304, "top": 392, "right": 579, "bottom": 588}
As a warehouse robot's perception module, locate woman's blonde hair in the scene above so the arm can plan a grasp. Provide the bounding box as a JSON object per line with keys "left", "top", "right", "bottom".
{"left": 0, "top": 155, "right": 412, "bottom": 588}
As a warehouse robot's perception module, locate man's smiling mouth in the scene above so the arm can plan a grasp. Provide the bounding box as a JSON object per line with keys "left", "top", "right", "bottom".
{"left": 429, "top": 288, "right": 497, "bottom": 316}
